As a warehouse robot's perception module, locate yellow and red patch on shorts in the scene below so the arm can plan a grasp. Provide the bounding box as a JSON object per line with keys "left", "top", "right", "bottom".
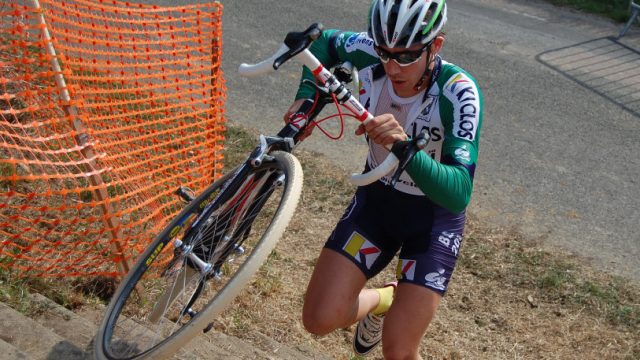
{"left": 343, "top": 231, "right": 380, "bottom": 270}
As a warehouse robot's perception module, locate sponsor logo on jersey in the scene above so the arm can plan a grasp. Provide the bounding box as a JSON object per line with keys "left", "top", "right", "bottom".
{"left": 396, "top": 259, "right": 416, "bottom": 281}
{"left": 344, "top": 33, "right": 376, "bottom": 56}
{"left": 454, "top": 148, "right": 471, "bottom": 163}
{"left": 445, "top": 73, "right": 479, "bottom": 142}
{"left": 416, "top": 114, "right": 432, "bottom": 123}
{"left": 335, "top": 33, "right": 346, "bottom": 47}
{"left": 380, "top": 175, "right": 416, "bottom": 188}
{"left": 446, "top": 74, "right": 470, "bottom": 92}
{"left": 425, "top": 268, "right": 447, "bottom": 291}
{"left": 411, "top": 123, "right": 443, "bottom": 142}
{"left": 343, "top": 231, "right": 380, "bottom": 270}
{"left": 416, "top": 99, "right": 435, "bottom": 121}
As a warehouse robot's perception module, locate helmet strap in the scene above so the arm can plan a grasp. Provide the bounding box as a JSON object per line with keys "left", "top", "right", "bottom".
{"left": 413, "top": 46, "right": 434, "bottom": 92}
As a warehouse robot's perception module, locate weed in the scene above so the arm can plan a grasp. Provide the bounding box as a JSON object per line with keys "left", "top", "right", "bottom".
{"left": 544, "top": 0, "right": 630, "bottom": 22}
{"left": 572, "top": 279, "right": 640, "bottom": 328}
{"left": 80, "top": 189, "right": 93, "bottom": 202}
{"left": 223, "top": 125, "right": 257, "bottom": 167}
{"left": 0, "top": 268, "right": 90, "bottom": 314}
{"left": 0, "top": 161, "right": 15, "bottom": 188}
{"left": 537, "top": 267, "right": 575, "bottom": 290}
{"left": 73, "top": 276, "right": 117, "bottom": 303}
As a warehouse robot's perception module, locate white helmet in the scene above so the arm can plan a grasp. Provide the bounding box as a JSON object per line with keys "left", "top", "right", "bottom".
{"left": 368, "top": 0, "right": 447, "bottom": 48}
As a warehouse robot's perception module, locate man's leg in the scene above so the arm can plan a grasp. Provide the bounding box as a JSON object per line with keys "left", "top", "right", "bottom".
{"left": 302, "top": 248, "right": 381, "bottom": 335}
{"left": 381, "top": 283, "right": 442, "bottom": 360}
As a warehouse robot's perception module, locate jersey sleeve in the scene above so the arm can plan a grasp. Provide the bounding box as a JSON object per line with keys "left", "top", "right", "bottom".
{"left": 406, "top": 67, "right": 483, "bottom": 213}
{"left": 295, "top": 30, "right": 380, "bottom": 100}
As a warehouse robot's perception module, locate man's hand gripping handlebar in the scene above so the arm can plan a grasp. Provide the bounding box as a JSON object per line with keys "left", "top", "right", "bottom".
{"left": 238, "top": 23, "right": 427, "bottom": 186}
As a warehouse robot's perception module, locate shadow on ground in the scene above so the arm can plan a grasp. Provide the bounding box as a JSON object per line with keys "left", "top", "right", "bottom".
{"left": 537, "top": 36, "right": 640, "bottom": 118}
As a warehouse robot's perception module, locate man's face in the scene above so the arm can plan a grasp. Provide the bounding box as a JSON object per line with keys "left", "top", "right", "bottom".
{"left": 377, "top": 36, "right": 444, "bottom": 97}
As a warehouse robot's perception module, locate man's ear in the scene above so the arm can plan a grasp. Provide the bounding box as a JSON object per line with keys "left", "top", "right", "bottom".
{"left": 431, "top": 35, "right": 445, "bottom": 54}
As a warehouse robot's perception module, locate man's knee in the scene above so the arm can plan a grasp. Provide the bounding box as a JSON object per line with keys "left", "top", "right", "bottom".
{"left": 301, "top": 305, "right": 340, "bottom": 336}
{"left": 382, "top": 342, "right": 419, "bottom": 360}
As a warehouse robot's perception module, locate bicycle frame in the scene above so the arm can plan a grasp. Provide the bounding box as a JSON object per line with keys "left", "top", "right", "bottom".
{"left": 97, "top": 25, "right": 355, "bottom": 360}
{"left": 170, "top": 23, "right": 399, "bottom": 293}
{"left": 239, "top": 23, "right": 402, "bottom": 185}
{"left": 142, "top": 21, "right": 395, "bottom": 338}
{"left": 175, "top": 152, "right": 285, "bottom": 275}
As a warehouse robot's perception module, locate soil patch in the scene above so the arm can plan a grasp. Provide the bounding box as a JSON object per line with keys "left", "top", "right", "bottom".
{"left": 213, "top": 126, "right": 639, "bottom": 360}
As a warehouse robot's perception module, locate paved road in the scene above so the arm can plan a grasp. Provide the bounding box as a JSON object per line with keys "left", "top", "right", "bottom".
{"left": 156, "top": 0, "right": 640, "bottom": 282}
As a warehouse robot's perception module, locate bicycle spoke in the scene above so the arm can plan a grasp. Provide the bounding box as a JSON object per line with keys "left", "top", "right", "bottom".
{"left": 97, "top": 153, "right": 302, "bottom": 359}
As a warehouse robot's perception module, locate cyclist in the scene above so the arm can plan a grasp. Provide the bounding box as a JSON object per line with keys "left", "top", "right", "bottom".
{"left": 285, "top": 0, "right": 482, "bottom": 358}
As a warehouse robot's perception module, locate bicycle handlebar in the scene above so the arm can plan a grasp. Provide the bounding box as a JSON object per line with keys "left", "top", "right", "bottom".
{"left": 238, "top": 26, "right": 399, "bottom": 186}
{"left": 238, "top": 44, "right": 290, "bottom": 77}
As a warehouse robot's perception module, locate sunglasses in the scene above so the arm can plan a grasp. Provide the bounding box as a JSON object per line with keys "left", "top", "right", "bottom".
{"left": 374, "top": 45, "right": 427, "bottom": 66}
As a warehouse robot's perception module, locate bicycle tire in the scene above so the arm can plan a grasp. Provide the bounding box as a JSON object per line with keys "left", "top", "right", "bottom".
{"left": 95, "top": 151, "right": 303, "bottom": 360}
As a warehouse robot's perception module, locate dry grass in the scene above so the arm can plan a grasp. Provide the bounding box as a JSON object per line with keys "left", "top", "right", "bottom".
{"left": 2, "top": 9, "right": 638, "bottom": 358}
{"left": 212, "top": 126, "right": 640, "bottom": 360}
{"left": 1, "top": 124, "right": 638, "bottom": 360}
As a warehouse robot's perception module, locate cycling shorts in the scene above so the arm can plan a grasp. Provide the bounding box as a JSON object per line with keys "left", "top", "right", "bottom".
{"left": 324, "top": 180, "right": 465, "bottom": 295}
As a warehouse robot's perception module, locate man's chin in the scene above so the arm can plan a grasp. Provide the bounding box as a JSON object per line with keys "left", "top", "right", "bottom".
{"left": 391, "top": 82, "right": 414, "bottom": 96}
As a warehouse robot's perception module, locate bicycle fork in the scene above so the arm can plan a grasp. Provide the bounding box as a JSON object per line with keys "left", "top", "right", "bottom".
{"left": 159, "top": 167, "right": 286, "bottom": 322}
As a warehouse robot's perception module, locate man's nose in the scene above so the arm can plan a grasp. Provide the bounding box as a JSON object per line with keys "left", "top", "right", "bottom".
{"left": 385, "top": 60, "right": 401, "bottom": 75}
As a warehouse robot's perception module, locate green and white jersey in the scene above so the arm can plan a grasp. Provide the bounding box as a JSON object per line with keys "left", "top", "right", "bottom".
{"left": 296, "top": 30, "right": 483, "bottom": 213}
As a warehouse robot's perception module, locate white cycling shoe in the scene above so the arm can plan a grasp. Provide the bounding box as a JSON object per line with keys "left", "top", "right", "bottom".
{"left": 353, "top": 311, "right": 385, "bottom": 356}
{"left": 352, "top": 282, "right": 397, "bottom": 356}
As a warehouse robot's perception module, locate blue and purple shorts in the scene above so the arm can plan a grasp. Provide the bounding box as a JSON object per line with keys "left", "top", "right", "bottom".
{"left": 324, "top": 181, "right": 465, "bottom": 295}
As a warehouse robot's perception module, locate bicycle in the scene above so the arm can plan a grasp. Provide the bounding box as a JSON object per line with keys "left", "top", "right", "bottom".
{"left": 94, "top": 23, "right": 426, "bottom": 360}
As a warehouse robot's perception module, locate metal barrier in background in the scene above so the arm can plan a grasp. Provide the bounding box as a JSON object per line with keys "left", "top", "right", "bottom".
{"left": 538, "top": 36, "right": 640, "bottom": 118}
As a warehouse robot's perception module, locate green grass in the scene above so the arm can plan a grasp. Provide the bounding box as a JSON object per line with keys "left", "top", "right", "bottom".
{"left": 0, "top": 124, "right": 263, "bottom": 314}
{"left": 543, "top": 0, "right": 631, "bottom": 22}
{"left": 0, "top": 273, "right": 92, "bottom": 315}
{"left": 222, "top": 125, "right": 259, "bottom": 167}
{"left": 0, "top": 162, "right": 15, "bottom": 188}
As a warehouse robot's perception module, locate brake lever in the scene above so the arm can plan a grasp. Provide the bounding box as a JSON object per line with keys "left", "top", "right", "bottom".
{"left": 389, "top": 129, "right": 430, "bottom": 186}
{"left": 273, "top": 23, "right": 324, "bottom": 69}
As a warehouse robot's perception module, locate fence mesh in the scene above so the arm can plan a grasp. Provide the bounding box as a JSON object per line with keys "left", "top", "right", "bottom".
{"left": 0, "top": 0, "right": 226, "bottom": 277}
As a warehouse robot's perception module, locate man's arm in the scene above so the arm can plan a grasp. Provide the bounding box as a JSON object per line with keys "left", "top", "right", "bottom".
{"left": 405, "top": 139, "right": 478, "bottom": 213}
{"left": 295, "top": 30, "right": 379, "bottom": 100}
{"left": 406, "top": 67, "right": 483, "bottom": 213}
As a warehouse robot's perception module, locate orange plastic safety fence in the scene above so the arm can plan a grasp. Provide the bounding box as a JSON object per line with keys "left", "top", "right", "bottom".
{"left": 0, "top": 0, "right": 226, "bottom": 277}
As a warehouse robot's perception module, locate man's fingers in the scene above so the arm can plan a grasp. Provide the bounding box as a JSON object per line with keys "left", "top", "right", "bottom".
{"left": 284, "top": 98, "right": 308, "bottom": 123}
{"left": 357, "top": 113, "right": 407, "bottom": 145}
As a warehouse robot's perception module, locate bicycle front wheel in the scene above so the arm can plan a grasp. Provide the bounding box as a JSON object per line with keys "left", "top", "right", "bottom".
{"left": 95, "top": 151, "right": 303, "bottom": 360}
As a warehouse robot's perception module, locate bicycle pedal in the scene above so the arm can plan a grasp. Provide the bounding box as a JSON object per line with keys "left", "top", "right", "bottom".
{"left": 175, "top": 186, "right": 195, "bottom": 202}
